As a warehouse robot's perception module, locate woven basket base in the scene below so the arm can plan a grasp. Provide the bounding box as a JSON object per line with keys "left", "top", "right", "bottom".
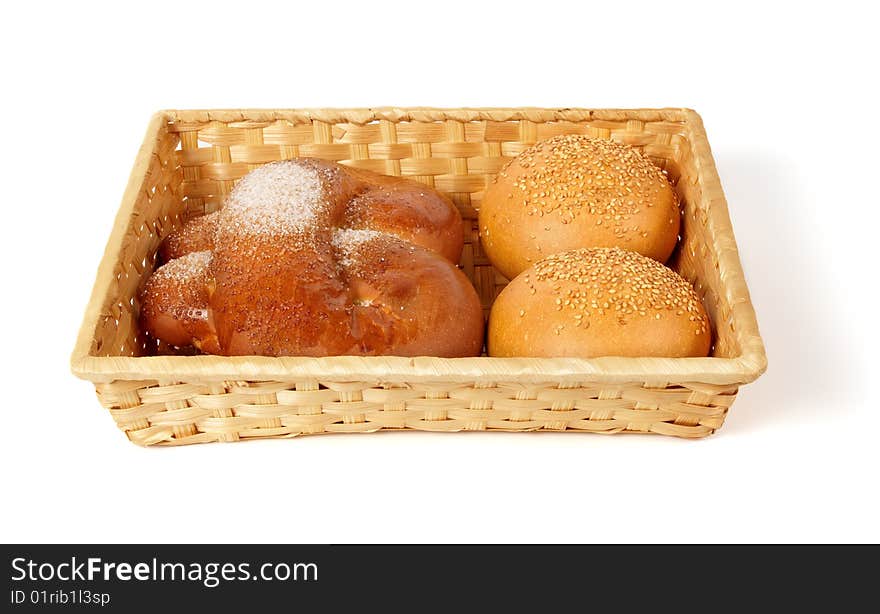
{"left": 98, "top": 379, "right": 737, "bottom": 445}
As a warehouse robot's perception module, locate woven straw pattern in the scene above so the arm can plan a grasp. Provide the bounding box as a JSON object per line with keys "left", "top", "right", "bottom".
{"left": 72, "top": 108, "right": 766, "bottom": 445}
{"left": 100, "top": 379, "right": 738, "bottom": 445}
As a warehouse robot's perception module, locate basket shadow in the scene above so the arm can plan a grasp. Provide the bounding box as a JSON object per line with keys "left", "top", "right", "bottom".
{"left": 710, "top": 151, "right": 860, "bottom": 434}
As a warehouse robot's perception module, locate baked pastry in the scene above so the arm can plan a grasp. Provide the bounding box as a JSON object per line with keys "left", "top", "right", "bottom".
{"left": 141, "top": 158, "right": 484, "bottom": 357}
{"left": 479, "top": 135, "right": 680, "bottom": 280}
{"left": 488, "top": 247, "right": 711, "bottom": 358}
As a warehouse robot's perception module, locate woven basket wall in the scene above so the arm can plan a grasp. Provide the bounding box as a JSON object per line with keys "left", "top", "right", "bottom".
{"left": 72, "top": 108, "right": 766, "bottom": 445}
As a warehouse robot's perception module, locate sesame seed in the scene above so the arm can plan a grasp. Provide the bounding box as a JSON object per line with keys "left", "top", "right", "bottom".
{"left": 496, "top": 135, "right": 675, "bottom": 239}
{"left": 526, "top": 247, "right": 709, "bottom": 335}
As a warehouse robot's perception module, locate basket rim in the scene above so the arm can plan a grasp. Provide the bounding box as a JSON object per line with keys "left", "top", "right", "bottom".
{"left": 159, "top": 106, "right": 701, "bottom": 126}
{"left": 71, "top": 107, "right": 766, "bottom": 387}
{"left": 71, "top": 354, "right": 764, "bottom": 386}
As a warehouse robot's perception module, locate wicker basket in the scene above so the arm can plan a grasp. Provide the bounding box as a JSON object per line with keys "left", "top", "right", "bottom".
{"left": 71, "top": 108, "right": 766, "bottom": 445}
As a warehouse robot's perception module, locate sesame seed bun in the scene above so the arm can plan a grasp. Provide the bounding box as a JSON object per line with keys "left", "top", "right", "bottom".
{"left": 479, "top": 135, "right": 680, "bottom": 280}
{"left": 487, "top": 247, "right": 711, "bottom": 358}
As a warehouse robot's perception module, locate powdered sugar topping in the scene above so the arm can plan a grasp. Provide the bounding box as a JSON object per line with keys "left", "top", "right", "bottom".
{"left": 221, "top": 160, "right": 325, "bottom": 236}
{"left": 152, "top": 250, "right": 212, "bottom": 284}
{"left": 331, "top": 228, "right": 383, "bottom": 268}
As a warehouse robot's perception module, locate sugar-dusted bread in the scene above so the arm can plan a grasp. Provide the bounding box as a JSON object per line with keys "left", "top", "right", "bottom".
{"left": 141, "top": 159, "right": 484, "bottom": 357}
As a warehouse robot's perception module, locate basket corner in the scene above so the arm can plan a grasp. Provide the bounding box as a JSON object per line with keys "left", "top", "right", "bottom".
{"left": 738, "top": 345, "right": 768, "bottom": 384}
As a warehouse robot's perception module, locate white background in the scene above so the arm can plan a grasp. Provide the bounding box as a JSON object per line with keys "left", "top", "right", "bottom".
{"left": 1, "top": 1, "right": 876, "bottom": 543}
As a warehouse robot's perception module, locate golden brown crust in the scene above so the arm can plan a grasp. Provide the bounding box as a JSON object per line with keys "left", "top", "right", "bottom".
{"left": 345, "top": 183, "right": 463, "bottom": 263}
{"left": 479, "top": 135, "right": 680, "bottom": 280}
{"left": 488, "top": 248, "right": 711, "bottom": 358}
{"left": 139, "top": 251, "right": 221, "bottom": 353}
{"left": 159, "top": 211, "right": 220, "bottom": 262}
{"left": 140, "top": 159, "right": 483, "bottom": 357}
{"left": 338, "top": 235, "right": 484, "bottom": 357}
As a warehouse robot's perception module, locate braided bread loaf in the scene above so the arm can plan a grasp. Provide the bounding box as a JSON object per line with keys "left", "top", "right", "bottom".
{"left": 140, "top": 159, "right": 484, "bottom": 357}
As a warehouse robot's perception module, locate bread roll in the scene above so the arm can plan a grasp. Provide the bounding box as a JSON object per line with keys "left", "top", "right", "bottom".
{"left": 479, "top": 135, "right": 680, "bottom": 280}
{"left": 141, "top": 159, "right": 484, "bottom": 357}
{"left": 488, "top": 247, "right": 711, "bottom": 358}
